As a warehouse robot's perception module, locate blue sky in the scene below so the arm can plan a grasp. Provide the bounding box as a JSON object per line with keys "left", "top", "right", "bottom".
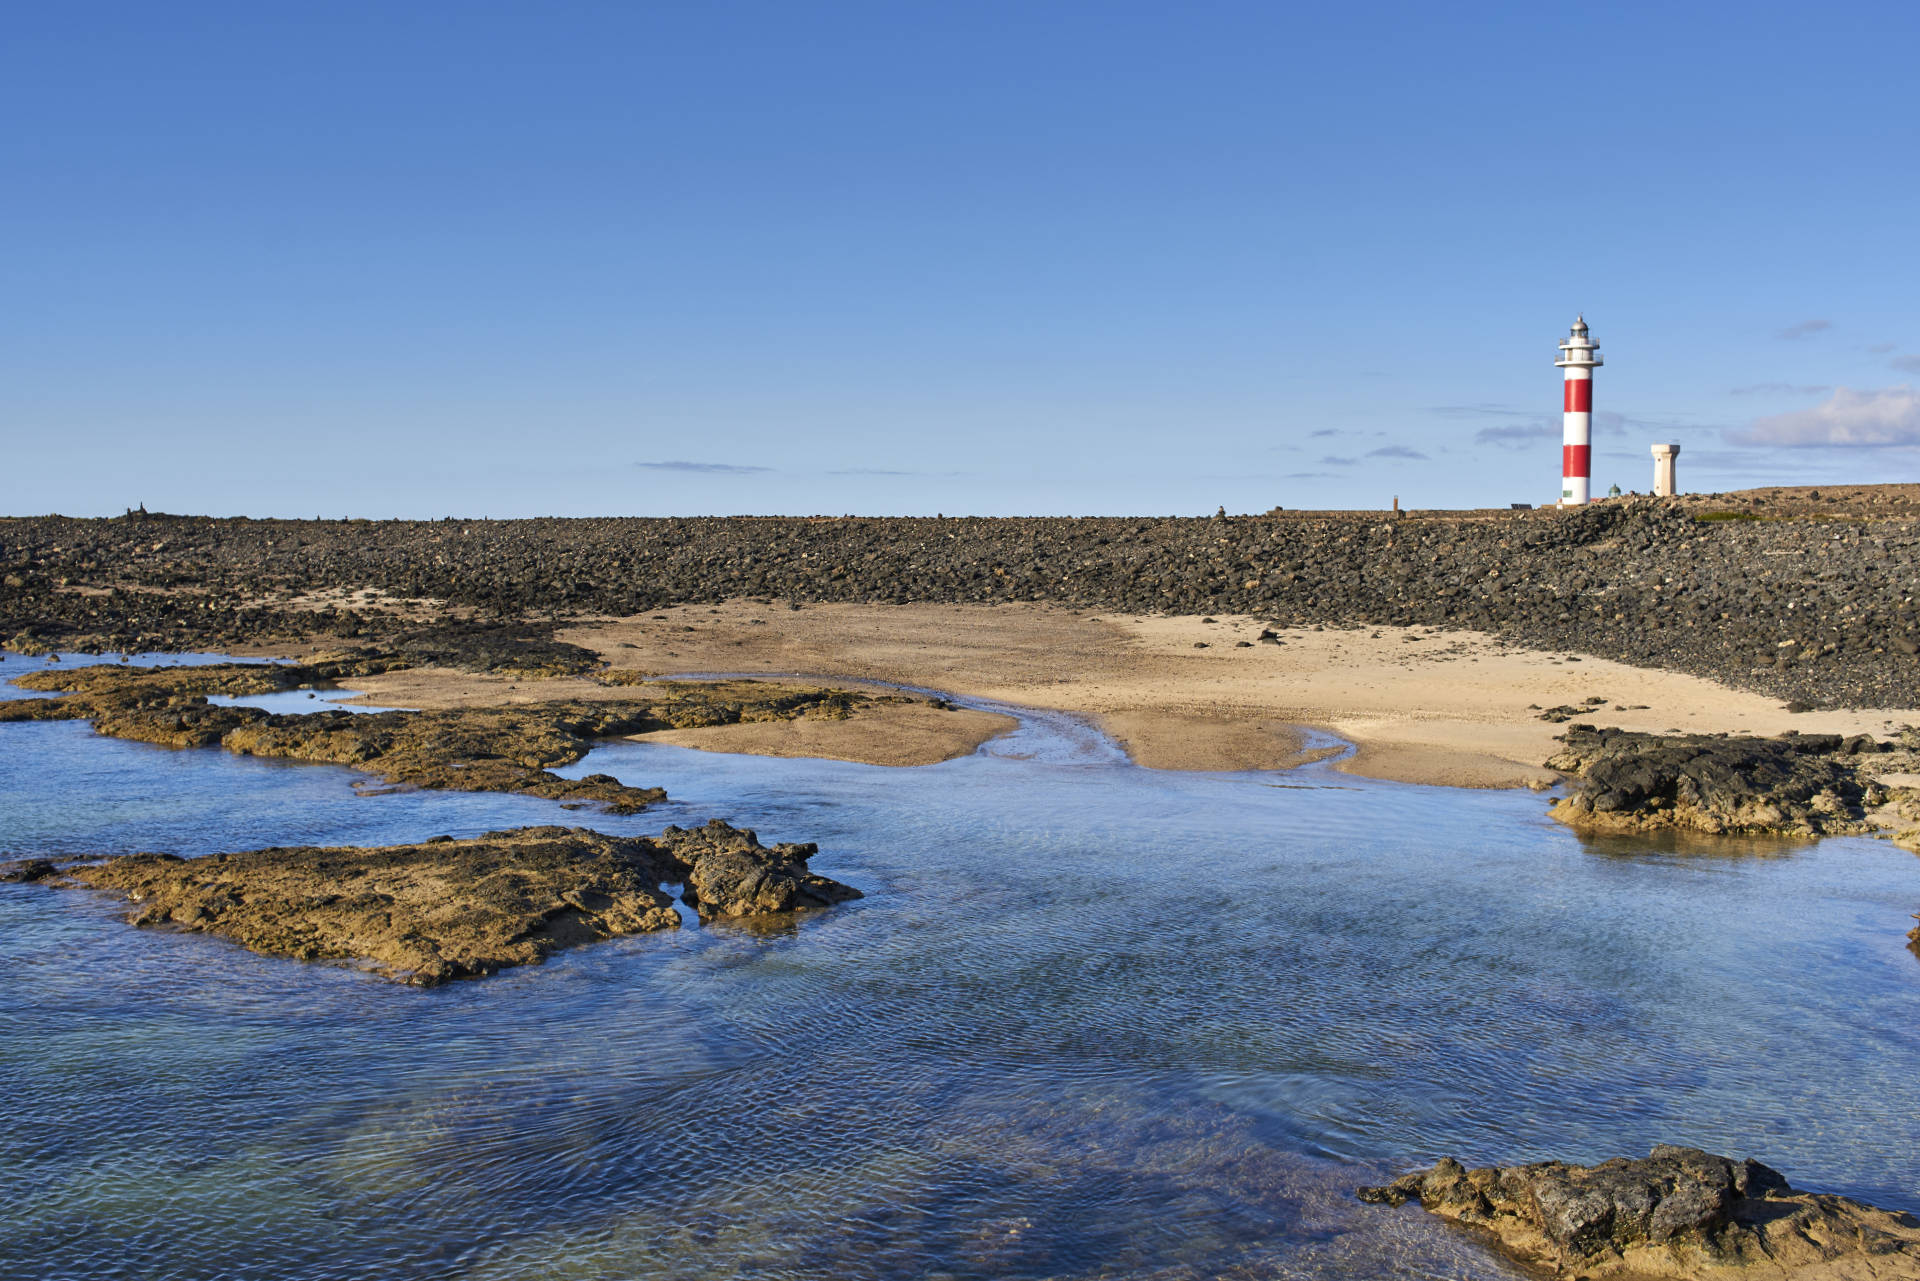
{"left": 4, "top": 1, "right": 1916, "bottom": 517}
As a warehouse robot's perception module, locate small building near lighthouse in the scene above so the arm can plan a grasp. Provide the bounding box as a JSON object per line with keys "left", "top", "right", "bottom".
{"left": 1652, "top": 443, "right": 1680, "bottom": 497}
{"left": 1555, "top": 316, "right": 1602, "bottom": 505}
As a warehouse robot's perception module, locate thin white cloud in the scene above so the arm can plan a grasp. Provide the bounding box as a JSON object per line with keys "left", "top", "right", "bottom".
{"left": 1890, "top": 354, "right": 1920, "bottom": 373}
{"left": 1731, "top": 386, "right": 1920, "bottom": 447}
{"left": 1431, "top": 403, "right": 1533, "bottom": 420}
{"left": 1776, "top": 319, "right": 1831, "bottom": 340}
{"left": 1472, "top": 410, "right": 1626, "bottom": 448}
{"left": 1367, "top": 445, "right": 1429, "bottom": 460}
{"left": 637, "top": 460, "right": 773, "bottom": 474}
{"left": 1447, "top": 403, "right": 1718, "bottom": 449}
{"left": 1671, "top": 447, "right": 1814, "bottom": 480}
{"left": 1730, "top": 382, "right": 1829, "bottom": 396}
{"left": 1475, "top": 421, "right": 1559, "bottom": 448}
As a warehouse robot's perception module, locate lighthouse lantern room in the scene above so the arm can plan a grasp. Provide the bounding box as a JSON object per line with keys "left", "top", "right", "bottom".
{"left": 1554, "top": 315, "right": 1602, "bottom": 506}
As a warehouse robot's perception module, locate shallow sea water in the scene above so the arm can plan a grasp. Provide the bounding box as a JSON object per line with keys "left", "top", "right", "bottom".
{"left": 3, "top": 652, "right": 1919, "bottom": 1280}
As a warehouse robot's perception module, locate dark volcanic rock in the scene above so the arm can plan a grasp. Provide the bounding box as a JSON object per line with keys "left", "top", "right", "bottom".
{"left": 1359, "top": 1146, "right": 1920, "bottom": 1278}
{"left": 4, "top": 498, "right": 1917, "bottom": 709}
{"left": 67, "top": 822, "right": 858, "bottom": 985}
{"left": 323, "top": 624, "right": 603, "bottom": 678}
{"left": 0, "top": 858, "right": 58, "bottom": 883}
{"left": 1546, "top": 725, "right": 1887, "bottom": 837}
{"left": 657, "top": 818, "right": 864, "bottom": 917}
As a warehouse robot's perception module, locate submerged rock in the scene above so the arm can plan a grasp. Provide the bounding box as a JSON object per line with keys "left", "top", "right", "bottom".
{"left": 67, "top": 822, "right": 858, "bottom": 985}
{"left": 1546, "top": 725, "right": 1887, "bottom": 838}
{"left": 0, "top": 858, "right": 58, "bottom": 883}
{"left": 1359, "top": 1146, "right": 1920, "bottom": 1278}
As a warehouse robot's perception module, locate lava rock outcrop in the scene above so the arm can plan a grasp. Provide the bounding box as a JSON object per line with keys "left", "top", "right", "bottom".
{"left": 1546, "top": 725, "right": 1900, "bottom": 837}
{"left": 659, "top": 818, "right": 865, "bottom": 917}
{"left": 1360, "top": 1146, "right": 1920, "bottom": 1278}
{"left": 64, "top": 823, "right": 859, "bottom": 985}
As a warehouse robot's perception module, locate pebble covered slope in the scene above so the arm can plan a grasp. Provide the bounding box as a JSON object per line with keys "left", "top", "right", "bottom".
{"left": 4, "top": 490, "right": 1917, "bottom": 708}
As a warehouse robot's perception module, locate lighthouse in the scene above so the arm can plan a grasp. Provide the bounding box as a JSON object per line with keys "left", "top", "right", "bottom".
{"left": 1554, "top": 315, "right": 1602, "bottom": 505}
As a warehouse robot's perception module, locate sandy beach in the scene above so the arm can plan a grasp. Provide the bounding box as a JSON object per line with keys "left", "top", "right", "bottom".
{"left": 320, "top": 601, "right": 1920, "bottom": 788}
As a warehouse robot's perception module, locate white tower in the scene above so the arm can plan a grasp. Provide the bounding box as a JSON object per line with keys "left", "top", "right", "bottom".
{"left": 1555, "top": 316, "right": 1602, "bottom": 505}
{"left": 1652, "top": 443, "right": 1680, "bottom": 497}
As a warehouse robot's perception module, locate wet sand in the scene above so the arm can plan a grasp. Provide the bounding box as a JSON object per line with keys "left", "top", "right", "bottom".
{"left": 330, "top": 663, "right": 1015, "bottom": 769}
{"left": 318, "top": 602, "right": 1920, "bottom": 787}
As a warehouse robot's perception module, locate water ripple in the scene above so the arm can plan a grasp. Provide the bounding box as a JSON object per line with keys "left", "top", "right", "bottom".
{"left": 2, "top": 651, "right": 1918, "bottom": 1279}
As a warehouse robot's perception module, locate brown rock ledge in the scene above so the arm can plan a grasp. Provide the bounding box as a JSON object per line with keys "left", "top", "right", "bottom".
{"left": 1545, "top": 724, "right": 1918, "bottom": 839}
{"left": 64, "top": 822, "right": 860, "bottom": 985}
{"left": 1360, "top": 1147, "right": 1920, "bottom": 1279}
{"left": 1, "top": 662, "right": 892, "bottom": 814}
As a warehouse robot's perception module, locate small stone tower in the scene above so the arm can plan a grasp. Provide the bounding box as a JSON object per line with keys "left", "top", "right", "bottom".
{"left": 1651, "top": 443, "right": 1680, "bottom": 497}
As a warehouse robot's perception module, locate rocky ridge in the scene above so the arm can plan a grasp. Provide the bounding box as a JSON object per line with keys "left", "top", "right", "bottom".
{"left": 3, "top": 495, "right": 1918, "bottom": 709}
{"left": 1360, "top": 1146, "right": 1920, "bottom": 1278}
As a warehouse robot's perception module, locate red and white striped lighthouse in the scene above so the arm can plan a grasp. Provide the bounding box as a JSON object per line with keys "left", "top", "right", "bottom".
{"left": 1555, "top": 315, "right": 1602, "bottom": 505}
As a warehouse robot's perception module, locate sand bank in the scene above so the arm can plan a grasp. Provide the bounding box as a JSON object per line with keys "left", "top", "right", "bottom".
{"left": 333, "top": 602, "right": 1920, "bottom": 787}
{"left": 333, "top": 664, "right": 1014, "bottom": 768}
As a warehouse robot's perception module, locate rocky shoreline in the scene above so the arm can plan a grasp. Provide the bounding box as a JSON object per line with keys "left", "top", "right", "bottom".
{"left": 8, "top": 822, "right": 858, "bottom": 985}
{"left": 1360, "top": 1146, "right": 1920, "bottom": 1279}
{"left": 8, "top": 499, "right": 1920, "bottom": 1277}
{"left": 0, "top": 656, "right": 878, "bottom": 980}
{"left": 3, "top": 490, "right": 1918, "bottom": 710}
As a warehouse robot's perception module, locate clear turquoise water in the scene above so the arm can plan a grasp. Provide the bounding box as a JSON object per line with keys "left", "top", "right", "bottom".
{"left": 3, "top": 652, "right": 1918, "bottom": 1280}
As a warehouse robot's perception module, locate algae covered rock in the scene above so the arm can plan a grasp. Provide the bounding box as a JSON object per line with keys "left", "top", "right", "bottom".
{"left": 73, "top": 826, "right": 682, "bottom": 985}
{"left": 2, "top": 661, "right": 884, "bottom": 816}
{"left": 59, "top": 820, "right": 860, "bottom": 984}
{"left": 1360, "top": 1146, "right": 1920, "bottom": 1278}
{"left": 1546, "top": 725, "right": 1882, "bottom": 837}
